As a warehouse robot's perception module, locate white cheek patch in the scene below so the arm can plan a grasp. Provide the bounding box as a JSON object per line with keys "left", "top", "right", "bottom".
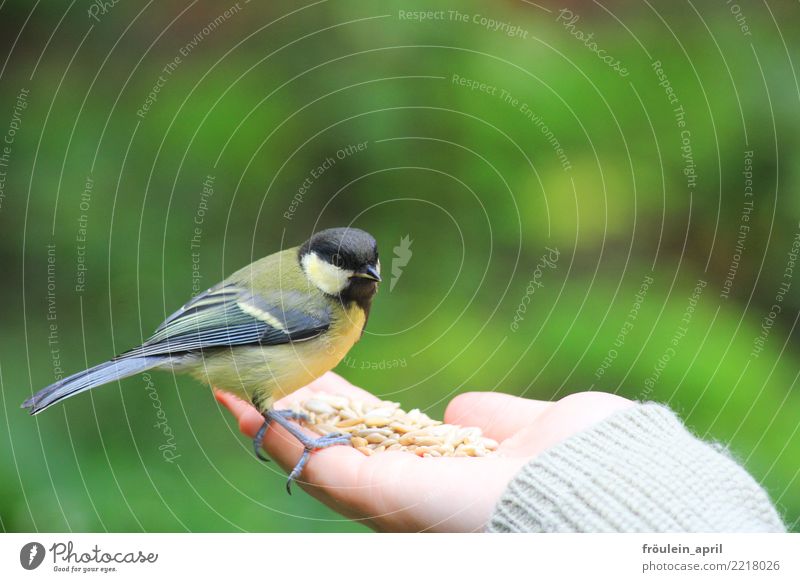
{"left": 301, "top": 252, "right": 353, "bottom": 295}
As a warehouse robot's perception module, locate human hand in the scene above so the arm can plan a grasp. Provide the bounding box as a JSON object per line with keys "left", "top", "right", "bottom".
{"left": 215, "top": 372, "right": 634, "bottom": 532}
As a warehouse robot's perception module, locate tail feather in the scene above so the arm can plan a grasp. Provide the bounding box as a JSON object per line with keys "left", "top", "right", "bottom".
{"left": 21, "top": 356, "right": 166, "bottom": 415}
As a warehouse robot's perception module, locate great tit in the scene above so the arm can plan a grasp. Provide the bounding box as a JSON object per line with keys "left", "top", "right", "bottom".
{"left": 22, "top": 227, "right": 381, "bottom": 491}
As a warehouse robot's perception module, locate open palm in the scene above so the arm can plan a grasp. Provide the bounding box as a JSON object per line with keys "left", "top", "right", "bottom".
{"left": 216, "top": 372, "right": 633, "bottom": 532}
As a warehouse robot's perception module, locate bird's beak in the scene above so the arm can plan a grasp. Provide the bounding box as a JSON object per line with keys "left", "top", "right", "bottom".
{"left": 351, "top": 264, "right": 382, "bottom": 282}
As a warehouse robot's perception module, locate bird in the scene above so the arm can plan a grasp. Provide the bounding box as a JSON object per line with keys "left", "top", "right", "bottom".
{"left": 22, "top": 227, "right": 381, "bottom": 492}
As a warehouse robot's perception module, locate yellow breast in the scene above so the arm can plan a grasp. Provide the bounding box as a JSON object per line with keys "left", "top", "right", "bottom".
{"left": 268, "top": 302, "right": 366, "bottom": 402}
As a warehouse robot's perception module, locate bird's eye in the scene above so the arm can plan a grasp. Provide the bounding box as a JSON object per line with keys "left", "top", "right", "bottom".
{"left": 331, "top": 253, "right": 344, "bottom": 267}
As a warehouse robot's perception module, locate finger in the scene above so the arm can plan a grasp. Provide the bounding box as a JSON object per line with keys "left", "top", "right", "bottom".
{"left": 500, "top": 391, "right": 635, "bottom": 456}
{"left": 214, "top": 389, "right": 262, "bottom": 437}
{"left": 214, "top": 386, "right": 372, "bottom": 502}
{"left": 444, "top": 391, "right": 552, "bottom": 442}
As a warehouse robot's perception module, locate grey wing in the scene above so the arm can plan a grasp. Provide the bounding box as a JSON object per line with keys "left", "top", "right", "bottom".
{"left": 116, "top": 284, "right": 330, "bottom": 359}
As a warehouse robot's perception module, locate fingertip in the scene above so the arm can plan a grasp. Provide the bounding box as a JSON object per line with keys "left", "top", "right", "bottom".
{"left": 444, "top": 391, "right": 527, "bottom": 426}
{"left": 213, "top": 388, "right": 232, "bottom": 406}
{"left": 216, "top": 389, "right": 249, "bottom": 416}
{"left": 443, "top": 391, "right": 483, "bottom": 425}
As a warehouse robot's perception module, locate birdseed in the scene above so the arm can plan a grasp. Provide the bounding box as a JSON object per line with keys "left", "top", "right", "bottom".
{"left": 289, "top": 393, "right": 499, "bottom": 457}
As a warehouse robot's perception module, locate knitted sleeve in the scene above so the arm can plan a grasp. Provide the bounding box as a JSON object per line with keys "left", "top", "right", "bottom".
{"left": 486, "top": 403, "right": 786, "bottom": 532}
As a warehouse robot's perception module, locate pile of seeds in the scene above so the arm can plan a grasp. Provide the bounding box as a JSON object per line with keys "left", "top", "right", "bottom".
{"left": 289, "top": 392, "right": 499, "bottom": 458}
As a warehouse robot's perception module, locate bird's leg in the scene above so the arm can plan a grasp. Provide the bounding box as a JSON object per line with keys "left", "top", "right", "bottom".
{"left": 264, "top": 408, "right": 352, "bottom": 494}
{"left": 252, "top": 409, "right": 309, "bottom": 462}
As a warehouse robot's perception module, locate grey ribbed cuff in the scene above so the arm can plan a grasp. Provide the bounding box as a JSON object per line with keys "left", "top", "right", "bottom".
{"left": 487, "top": 403, "right": 785, "bottom": 532}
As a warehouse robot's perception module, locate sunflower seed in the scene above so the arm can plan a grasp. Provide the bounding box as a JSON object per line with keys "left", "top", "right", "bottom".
{"left": 357, "top": 428, "right": 393, "bottom": 437}
{"left": 296, "top": 392, "right": 499, "bottom": 458}
{"left": 304, "top": 399, "right": 335, "bottom": 415}
{"left": 350, "top": 436, "right": 368, "bottom": 448}
{"left": 389, "top": 423, "right": 415, "bottom": 434}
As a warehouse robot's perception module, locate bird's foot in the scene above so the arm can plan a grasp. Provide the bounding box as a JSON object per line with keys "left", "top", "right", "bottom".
{"left": 284, "top": 432, "right": 352, "bottom": 494}
{"left": 252, "top": 409, "right": 309, "bottom": 462}
{"left": 264, "top": 408, "right": 352, "bottom": 494}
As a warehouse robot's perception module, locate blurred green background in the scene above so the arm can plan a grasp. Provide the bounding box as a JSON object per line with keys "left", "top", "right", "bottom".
{"left": 1, "top": 0, "right": 798, "bottom": 532}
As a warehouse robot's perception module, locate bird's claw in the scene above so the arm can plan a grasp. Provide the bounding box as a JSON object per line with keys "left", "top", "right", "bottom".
{"left": 252, "top": 409, "right": 310, "bottom": 462}
{"left": 285, "top": 432, "right": 352, "bottom": 495}
{"left": 253, "top": 420, "right": 271, "bottom": 462}
{"left": 253, "top": 408, "right": 351, "bottom": 493}
{"left": 264, "top": 410, "right": 351, "bottom": 495}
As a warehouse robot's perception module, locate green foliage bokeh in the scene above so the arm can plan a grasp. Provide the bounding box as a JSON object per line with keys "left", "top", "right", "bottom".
{"left": 0, "top": 0, "right": 798, "bottom": 531}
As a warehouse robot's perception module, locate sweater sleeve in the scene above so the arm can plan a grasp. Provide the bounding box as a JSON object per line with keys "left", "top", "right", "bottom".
{"left": 486, "top": 403, "right": 786, "bottom": 532}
